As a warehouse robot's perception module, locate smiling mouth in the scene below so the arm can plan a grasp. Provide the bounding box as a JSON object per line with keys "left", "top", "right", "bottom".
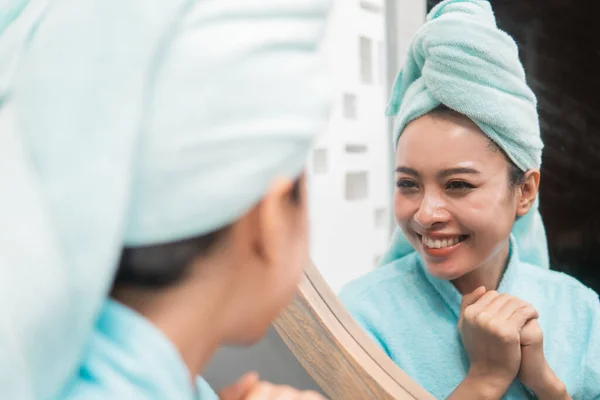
{"left": 416, "top": 234, "right": 469, "bottom": 249}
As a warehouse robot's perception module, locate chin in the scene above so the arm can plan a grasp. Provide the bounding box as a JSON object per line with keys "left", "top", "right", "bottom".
{"left": 235, "top": 325, "right": 269, "bottom": 346}
{"left": 422, "top": 258, "right": 469, "bottom": 281}
{"left": 230, "top": 314, "right": 273, "bottom": 346}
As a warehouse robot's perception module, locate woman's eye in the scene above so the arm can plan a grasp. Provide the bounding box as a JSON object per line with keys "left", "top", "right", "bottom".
{"left": 396, "top": 179, "right": 418, "bottom": 189}
{"left": 446, "top": 180, "right": 475, "bottom": 190}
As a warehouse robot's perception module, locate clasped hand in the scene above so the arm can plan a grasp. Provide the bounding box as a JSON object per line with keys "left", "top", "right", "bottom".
{"left": 219, "top": 372, "right": 327, "bottom": 400}
{"left": 459, "top": 287, "right": 557, "bottom": 397}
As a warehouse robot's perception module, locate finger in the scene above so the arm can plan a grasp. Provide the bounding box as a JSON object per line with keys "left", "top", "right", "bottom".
{"left": 481, "top": 293, "right": 512, "bottom": 315}
{"left": 298, "top": 391, "right": 327, "bottom": 399}
{"left": 245, "top": 383, "right": 276, "bottom": 400}
{"left": 460, "top": 286, "right": 487, "bottom": 315}
{"left": 270, "top": 386, "right": 297, "bottom": 400}
{"left": 520, "top": 319, "right": 542, "bottom": 346}
{"left": 497, "top": 298, "right": 530, "bottom": 320}
{"left": 463, "top": 290, "right": 500, "bottom": 321}
{"left": 218, "top": 372, "right": 260, "bottom": 400}
{"left": 507, "top": 304, "right": 538, "bottom": 331}
{"left": 218, "top": 373, "right": 259, "bottom": 400}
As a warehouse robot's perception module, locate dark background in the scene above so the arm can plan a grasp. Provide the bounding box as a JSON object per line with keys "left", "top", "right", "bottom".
{"left": 427, "top": 0, "right": 600, "bottom": 292}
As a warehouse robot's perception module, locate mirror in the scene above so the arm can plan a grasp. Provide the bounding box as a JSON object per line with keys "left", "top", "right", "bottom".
{"left": 306, "top": 0, "right": 424, "bottom": 293}
{"left": 274, "top": 0, "right": 599, "bottom": 399}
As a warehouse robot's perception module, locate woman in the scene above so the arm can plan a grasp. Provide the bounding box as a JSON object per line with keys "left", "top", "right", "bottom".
{"left": 0, "top": 0, "right": 331, "bottom": 399}
{"left": 340, "top": 1, "right": 600, "bottom": 399}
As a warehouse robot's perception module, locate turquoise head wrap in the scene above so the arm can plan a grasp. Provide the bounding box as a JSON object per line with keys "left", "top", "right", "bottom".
{"left": 0, "top": 0, "right": 331, "bottom": 398}
{"left": 380, "top": 0, "right": 549, "bottom": 269}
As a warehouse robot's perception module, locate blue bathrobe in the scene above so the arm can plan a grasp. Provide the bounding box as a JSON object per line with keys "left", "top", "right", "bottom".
{"left": 62, "top": 300, "right": 218, "bottom": 400}
{"left": 340, "top": 238, "right": 600, "bottom": 399}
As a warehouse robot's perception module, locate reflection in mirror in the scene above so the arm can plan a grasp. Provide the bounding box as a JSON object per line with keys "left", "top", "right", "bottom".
{"left": 307, "top": 0, "right": 600, "bottom": 399}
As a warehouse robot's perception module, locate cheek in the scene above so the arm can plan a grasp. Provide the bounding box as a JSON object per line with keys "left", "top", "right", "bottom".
{"left": 452, "top": 197, "right": 489, "bottom": 229}
{"left": 393, "top": 191, "right": 418, "bottom": 226}
{"left": 453, "top": 192, "right": 515, "bottom": 241}
{"left": 277, "top": 213, "right": 309, "bottom": 299}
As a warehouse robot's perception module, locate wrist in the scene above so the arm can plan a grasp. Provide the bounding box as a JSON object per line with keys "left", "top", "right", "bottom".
{"left": 465, "top": 369, "right": 511, "bottom": 400}
{"left": 527, "top": 367, "right": 567, "bottom": 400}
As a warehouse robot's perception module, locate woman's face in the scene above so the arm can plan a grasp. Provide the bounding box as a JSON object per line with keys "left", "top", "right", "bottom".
{"left": 264, "top": 175, "right": 310, "bottom": 322}
{"left": 231, "top": 174, "right": 310, "bottom": 345}
{"left": 394, "top": 113, "right": 523, "bottom": 281}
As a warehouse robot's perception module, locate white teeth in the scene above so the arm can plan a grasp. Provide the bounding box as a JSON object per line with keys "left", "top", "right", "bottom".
{"left": 422, "top": 235, "right": 462, "bottom": 249}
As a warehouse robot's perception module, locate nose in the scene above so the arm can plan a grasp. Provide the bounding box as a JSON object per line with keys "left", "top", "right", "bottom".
{"left": 413, "top": 192, "right": 450, "bottom": 230}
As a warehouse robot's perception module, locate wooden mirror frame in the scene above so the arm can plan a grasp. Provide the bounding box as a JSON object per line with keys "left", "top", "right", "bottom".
{"left": 273, "top": 262, "right": 435, "bottom": 399}
{"left": 271, "top": 4, "right": 431, "bottom": 396}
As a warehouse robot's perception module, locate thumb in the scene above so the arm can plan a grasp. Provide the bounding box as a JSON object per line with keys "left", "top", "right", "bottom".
{"left": 520, "top": 318, "right": 542, "bottom": 347}
{"left": 218, "top": 372, "right": 260, "bottom": 400}
{"left": 459, "top": 286, "right": 486, "bottom": 317}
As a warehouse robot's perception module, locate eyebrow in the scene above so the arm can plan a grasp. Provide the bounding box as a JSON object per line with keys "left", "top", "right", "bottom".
{"left": 395, "top": 166, "right": 419, "bottom": 176}
{"left": 395, "top": 166, "right": 481, "bottom": 179}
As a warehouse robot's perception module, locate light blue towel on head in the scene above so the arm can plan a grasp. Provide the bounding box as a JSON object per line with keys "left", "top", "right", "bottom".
{"left": 0, "top": 0, "right": 331, "bottom": 399}
{"left": 0, "top": 0, "right": 28, "bottom": 34}
{"left": 380, "top": 0, "right": 549, "bottom": 269}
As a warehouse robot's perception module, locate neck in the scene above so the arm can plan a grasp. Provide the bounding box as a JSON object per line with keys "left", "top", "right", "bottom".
{"left": 112, "top": 260, "right": 237, "bottom": 382}
{"left": 451, "top": 240, "right": 511, "bottom": 295}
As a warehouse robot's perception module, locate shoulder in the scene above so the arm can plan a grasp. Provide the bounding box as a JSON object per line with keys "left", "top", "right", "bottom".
{"left": 197, "top": 377, "right": 218, "bottom": 400}
{"left": 61, "top": 350, "right": 153, "bottom": 400}
{"left": 338, "top": 253, "right": 426, "bottom": 353}
{"left": 516, "top": 261, "right": 599, "bottom": 318}
{"left": 520, "top": 262, "right": 598, "bottom": 298}
{"left": 61, "top": 378, "right": 141, "bottom": 400}
{"left": 339, "top": 252, "right": 425, "bottom": 314}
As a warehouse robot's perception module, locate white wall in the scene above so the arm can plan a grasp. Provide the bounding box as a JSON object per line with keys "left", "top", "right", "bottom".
{"left": 307, "top": 0, "right": 426, "bottom": 293}
{"left": 394, "top": 0, "right": 427, "bottom": 67}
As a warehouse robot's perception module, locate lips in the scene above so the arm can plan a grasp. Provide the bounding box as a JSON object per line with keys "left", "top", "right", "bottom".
{"left": 416, "top": 233, "right": 469, "bottom": 258}
{"left": 421, "top": 234, "right": 467, "bottom": 249}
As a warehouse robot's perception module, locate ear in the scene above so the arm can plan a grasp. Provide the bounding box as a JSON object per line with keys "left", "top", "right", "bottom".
{"left": 516, "top": 169, "right": 540, "bottom": 217}
{"left": 245, "top": 175, "right": 305, "bottom": 268}
{"left": 228, "top": 175, "right": 303, "bottom": 274}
